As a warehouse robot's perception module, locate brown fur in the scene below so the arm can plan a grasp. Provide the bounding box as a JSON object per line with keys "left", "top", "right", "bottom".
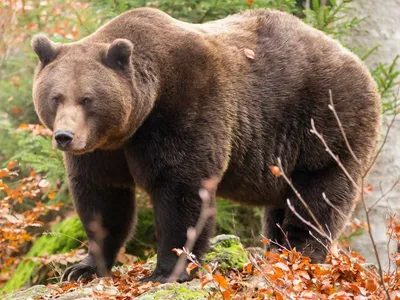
{"left": 31, "top": 8, "right": 380, "bottom": 282}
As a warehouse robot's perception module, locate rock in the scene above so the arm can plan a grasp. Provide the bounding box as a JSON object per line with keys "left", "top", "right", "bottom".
{"left": 204, "top": 234, "right": 249, "bottom": 271}
{"left": 137, "top": 282, "right": 208, "bottom": 300}
{"left": 2, "top": 285, "right": 50, "bottom": 300}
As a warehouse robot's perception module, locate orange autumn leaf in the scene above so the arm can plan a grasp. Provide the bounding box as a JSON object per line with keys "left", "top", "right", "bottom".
{"left": 200, "top": 273, "right": 213, "bottom": 289}
{"left": 365, "top": 279, "right": 378, "bottom": 292}
{"left": 186, "top": 262, "right": 198, "bottom": 275}
{"left": 11, "top": 76, "right": 20, "bottom": 87}
{"left": 172, "top": 248, "right": 183, "bottom": 256}
{"left": 222, "top": 290, "right": 232, "bottom": 299}
{"left": 6, "top": 161, "right": 17, "bottom": 170}
{"left": 394, "top": 253, "right": 400, "bottom": 265}
{"left": 10, "top": 105, "right": 22, "bottom": 115}
{"left": 246, "top": 263, "right": 253, "bottom": 274}
{"left": 204, "top": 264, "right": 212, "bottom": 273}
{"left": 0, "top": 169, "right": 9, "bottom": 178}
{"left": 213, "top": 274, "right": 229, "bottom": 290}
{"left": 275, "top": 291, "right": 284, "bottom": 300}
{"left": 17, "top": 123, "right": 29, "bottom": 130}
{"left": 48, "top": 190, "right": 57, "bottom": 200}
{"left": 261, "top": 237, "right": 270, "bottom": 245}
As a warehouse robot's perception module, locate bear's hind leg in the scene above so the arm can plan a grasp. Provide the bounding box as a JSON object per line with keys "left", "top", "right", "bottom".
{"left": 281, "top": 162, "right": 358, "bottom": 263}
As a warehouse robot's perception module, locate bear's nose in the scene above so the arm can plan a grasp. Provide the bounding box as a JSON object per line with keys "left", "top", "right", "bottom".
{"left": 54, "top": 130, "right": 74, "bottom": 148}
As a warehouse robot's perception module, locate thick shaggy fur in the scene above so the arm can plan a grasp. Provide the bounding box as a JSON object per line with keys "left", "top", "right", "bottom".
{"left": 31, "top": 8, "right": 380, "bottom": 283}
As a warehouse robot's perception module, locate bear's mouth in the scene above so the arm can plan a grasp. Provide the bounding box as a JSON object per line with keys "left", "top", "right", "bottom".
{"left": 52, "top": 136, "right": 92, "bottom": 155}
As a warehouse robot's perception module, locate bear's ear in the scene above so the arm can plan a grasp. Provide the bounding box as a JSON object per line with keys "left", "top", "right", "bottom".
{"left": 106, "top": 39, "right": 133, "bottom": 68}
{"left": 31, "top": 34, "right": 58, "bottom": 65}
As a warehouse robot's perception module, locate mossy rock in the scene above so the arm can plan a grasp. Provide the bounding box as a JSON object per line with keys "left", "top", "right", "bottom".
{"left": 203, "top": 234, "right": 249, "bottom": 271}
{"left": 137, "top": 283, "right": 207, "bottom": 300}
{"left": 2, "top": 285, "right": 50, "bottom": 300}
{"left": 1, "top": 215, "right": 86, "bottom": 293}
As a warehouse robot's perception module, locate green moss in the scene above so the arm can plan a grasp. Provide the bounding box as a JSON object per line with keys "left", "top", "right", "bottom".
{"left": 137, "top": 283, "right": 207, "bottom": 300}
{"left": 204, "top": 235, "right": 248, "bottom": 271}
{"left": 1, "top": 216, "right": 86, "bottom": 293}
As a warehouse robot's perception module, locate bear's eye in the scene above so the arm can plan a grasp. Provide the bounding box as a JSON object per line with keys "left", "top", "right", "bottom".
{"left": 81, "top": 97, "right": 92, "bottom": 106}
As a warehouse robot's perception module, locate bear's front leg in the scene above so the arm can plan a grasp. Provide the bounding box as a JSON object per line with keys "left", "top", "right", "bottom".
{"left": 141, "top": 182, "right": 215, "bottom": 283}
{"left": 62, "top": 150, "right": 136, "bottom": 282}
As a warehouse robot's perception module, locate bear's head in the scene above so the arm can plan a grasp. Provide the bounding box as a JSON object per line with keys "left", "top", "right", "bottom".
{"left": 31, "top": 35, "right": 137, "bottom": 155}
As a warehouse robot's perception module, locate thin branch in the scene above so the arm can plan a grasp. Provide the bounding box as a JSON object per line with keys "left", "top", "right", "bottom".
{"left": 368, "top": 178, "right": 400, "bottom": 213}
{"left": 322, "top": 193, "right": 360, "bottom": 228}
{"left": 328, "top": 89, "right": 361, "bottom": 164}
{"left": 277, "top": 157, "right": 325, "bottom": 233}
{"left": 310, "top": 119, "right": 362, "bottom": 193}
{"left": 360, "top": 177, "right": 391, "bottom": 299}
{"left": 276, "top": 223, "right": 292, "bottom": 250}
{"left": 286, "top": 199, "right": 332, "bottom": 244}
{"left": 168, "top": 179, "right": 217, "bottom": 282}
{"left": 319, "top": 91, "right": 395, "bottom": 299}
{"left": 260, "top": 233, "right": 291, "bottom": 253}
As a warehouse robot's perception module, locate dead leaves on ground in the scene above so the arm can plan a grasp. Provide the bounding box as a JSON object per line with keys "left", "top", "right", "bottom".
{"left": 0, "top": 162, "right": 61, "bottom": 286}
{"left": 38, "top": 246, "right": 400, "bottom": 300}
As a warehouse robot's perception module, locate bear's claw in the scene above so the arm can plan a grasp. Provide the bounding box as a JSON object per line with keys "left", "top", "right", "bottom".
{"left": 61, "top": 263, "right": 97, "bottom": 282}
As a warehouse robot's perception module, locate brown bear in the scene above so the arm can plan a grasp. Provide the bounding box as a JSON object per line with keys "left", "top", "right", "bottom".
{"left": 31, "top": 8, "right": 380, "bottom": 283}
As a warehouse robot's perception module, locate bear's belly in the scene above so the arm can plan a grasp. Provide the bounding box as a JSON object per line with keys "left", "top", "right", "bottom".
{"left": 216, "top": 164, "right": 285, "bottom": 207}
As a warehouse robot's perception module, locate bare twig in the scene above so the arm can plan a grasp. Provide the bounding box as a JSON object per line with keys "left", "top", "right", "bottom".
{"left": 322, "top": 193, "right": 360, "bottom": 228}
{"left": 277, "top": 157, "right": 325, "bottom": 233}
{"left": 168, "top": 179, "right": 217, "bottom": 282}
{"left": 386, "top": 213, "right": 397, "bottom": 273}
{"left": 286, "top": 199, "right": 332, "bottom": 244}
{"left": 328, "top": 90, "right": 361, "bottom": 164}
{"left": 312, "top": 90, "right": 398, "bottom": 299}
{"left": 368, "top": 178, "right": 400, "bottom": 213}
{"left": 276, "top": 223, "right": 292, "bottom": 250}
{"left": 310, "top": 119, "right": 362, "bottom": 193}
{"left": 260, "top": 233, "right": 291, "bottom": 253}
{"left": 359, "top": 177, "right": 391, "bottom": 299}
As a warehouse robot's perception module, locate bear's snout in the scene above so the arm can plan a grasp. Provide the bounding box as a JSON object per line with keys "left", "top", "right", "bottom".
{"left": 54, "top": 130, "right": 74, "bottom": 149}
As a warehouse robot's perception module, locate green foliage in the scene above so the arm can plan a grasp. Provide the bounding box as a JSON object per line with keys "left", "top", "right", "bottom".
{"left": 1, "top": 216, "right": 86, "bottom": 293}
{"left": 216, "top": 199, "right": 261, "bottom": 246}
{"left": 0, "top": 119, "right": 66, "bottom": 203}
{"left": 303, "top": 0, "right": 361, "bottom": 39}
{"left": 0, "top": 55, "right": 38, "bottom": 126}
{"left": 371, "top": 55, "right": 400, "bottom": 115}
{"left": 91, "top": 0, "right": 299, "bottom": 23}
